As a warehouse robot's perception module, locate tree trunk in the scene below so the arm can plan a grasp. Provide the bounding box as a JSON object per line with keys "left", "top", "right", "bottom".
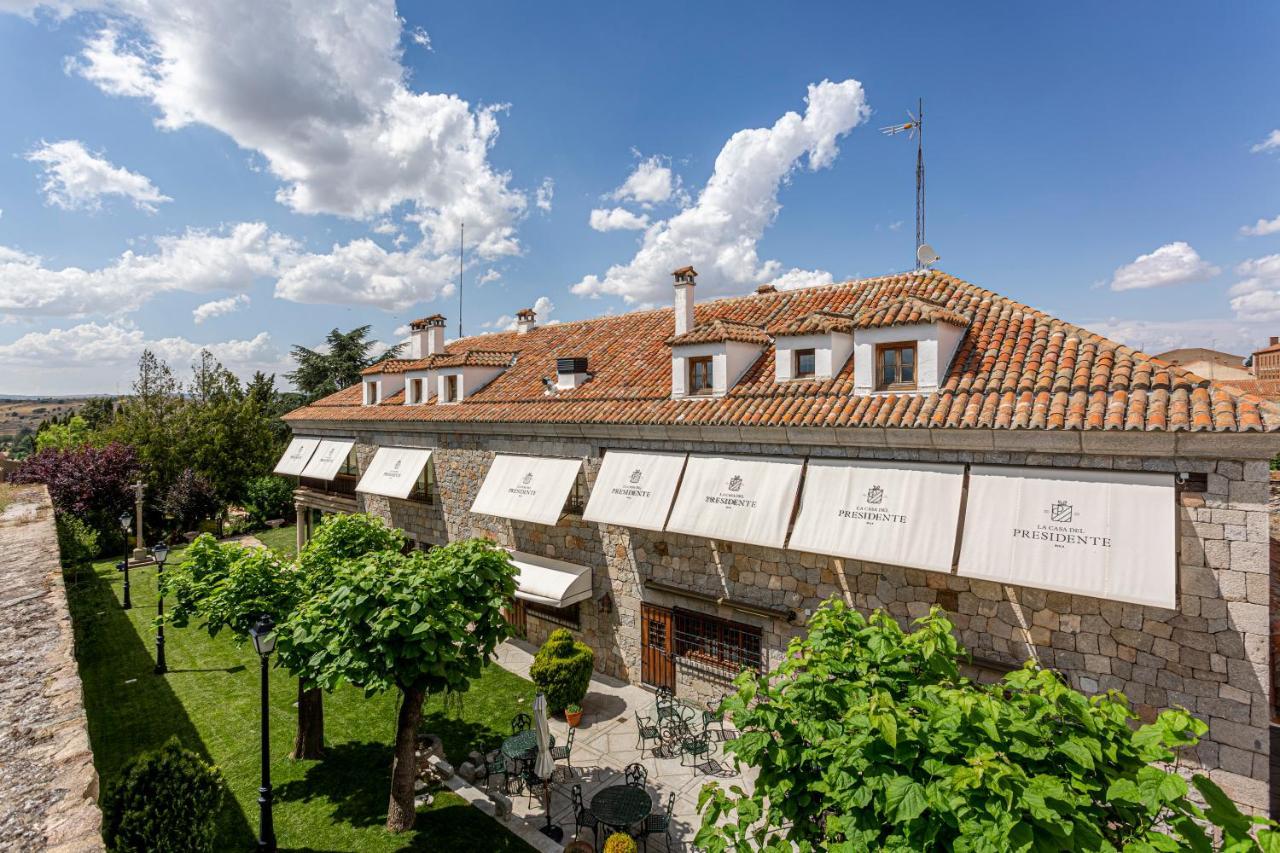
{"left": 386, "top": 685, "right": 426, "bottom": 833}
{"left": 291, "top": 681, "right": 325, "bottom": 760}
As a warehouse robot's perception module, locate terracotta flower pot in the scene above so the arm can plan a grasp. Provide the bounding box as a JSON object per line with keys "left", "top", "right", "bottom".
{"left": 565, "top": 708, "right": 584, "bottom": 727}
{"left": 564, "top": 840, "right": 594, "bottom": 853}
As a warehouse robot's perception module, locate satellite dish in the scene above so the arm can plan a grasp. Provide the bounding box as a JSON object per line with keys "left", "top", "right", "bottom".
{"left": 916, "top": 243, "right": 940, "bottom": 266}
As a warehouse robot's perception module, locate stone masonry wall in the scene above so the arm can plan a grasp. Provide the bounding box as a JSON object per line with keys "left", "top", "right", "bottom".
{"left": 298, "top": 428, "right": 1273, "bottom": 812}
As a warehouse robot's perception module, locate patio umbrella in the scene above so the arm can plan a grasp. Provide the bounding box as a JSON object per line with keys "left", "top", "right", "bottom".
{"left": 532, "top": 693, "right": 562, "bottom": 841}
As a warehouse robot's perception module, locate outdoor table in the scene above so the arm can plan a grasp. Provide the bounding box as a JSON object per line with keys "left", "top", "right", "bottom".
{"left": 591, "top": 783, "right": 654, "bottom": 834}
{"left": 654, "top": 699, "right": 697, "bottom": 743}
{"left": 501, "top": 730, "right": 555, "bottom": 790}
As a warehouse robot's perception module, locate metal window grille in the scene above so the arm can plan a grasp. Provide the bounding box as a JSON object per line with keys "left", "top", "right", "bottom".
{"left": 411, "top": 464, "right": 436, "bottom": 504}
{"left": 563, "top": 474, "right": 586, "bottom": 515}
{"left": 527, "top": 601, "right": 580, "bottom": 629}
{"left": 673, "top": 609, "right": 764, "bottom": 674}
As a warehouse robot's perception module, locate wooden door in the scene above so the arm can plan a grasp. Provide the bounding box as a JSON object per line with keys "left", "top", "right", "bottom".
{"left": 641, "top": 603, "right": 675, "bottom": 690}
{"left": 506, "top": 599, "right": 527, "bottom": 637}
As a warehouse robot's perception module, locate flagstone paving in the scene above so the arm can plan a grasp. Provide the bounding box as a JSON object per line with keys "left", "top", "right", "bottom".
{"left": 491, "top": 640, "right": 756, "bottom": 850}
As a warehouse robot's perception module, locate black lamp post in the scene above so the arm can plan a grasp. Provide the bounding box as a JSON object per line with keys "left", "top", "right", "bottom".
{"left": 151, "top": 542, "right": 169, "bottom": 674}
{"left": 115, "top": 512, "right": 132, "bottom": 609}
{"left": 249, "top": 615, "right": 278, "bottom": 853}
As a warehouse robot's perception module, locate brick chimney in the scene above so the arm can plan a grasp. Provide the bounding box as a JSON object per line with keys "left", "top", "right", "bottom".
{"left": 1271, "top": 336, "right": 1279, "bottom": 346}
{"left": 516, "top": 308, "right": 537, "bottom": 335}
{"left": 673, "top": 265, "right": 697, "bottom": 336}
{"left": 409, "top": 314, "right": 446, "bottom": 357}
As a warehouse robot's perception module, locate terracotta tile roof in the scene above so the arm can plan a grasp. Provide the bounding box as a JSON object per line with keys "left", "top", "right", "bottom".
{"left": 770, "top": 310, "right": 855, "bottom": 336}
{"left": 360, "top": 358, "right": 417, "bottom": 376}
{"left": 1253, "top": 342, "right": 1280, "bottom": 355}
{"left": 1216, "top": 379, "right": 1280, "bottom": 400}
{"left": 408, "top": 314, "right": 446, "bottom": 330}
{"left": 852, "top": 295, "right": 970, "bottom": 329}
{"left": 286, "top": 270, "right": 1280, "bottom": 433}
{"left": 363, "top": 351, "right": 517, "bottom": 376}
{"left": 666, "top": 319, "right": 771, "bottom": 347}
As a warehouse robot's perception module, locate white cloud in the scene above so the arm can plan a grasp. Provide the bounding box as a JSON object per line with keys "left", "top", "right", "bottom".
{"left": 192, "top": 293, "right": 249, "bottom": 324}
{"left": 45, "top": 0, "right": 526, "bottom": 261}
{"left": 1228, "top": 255, "right": 1280, "bottom": 320}
{"left": 771, "top": 269, "right": 834, "bottom": 291}
{"left": 26, "top": 139, "right": 171, "bottom": 212}
{"left": 609, "top": 155, "right": 680, "bottom": 206}
{"left": 535, "top": 177, "right": 554, "bottom": 212}
{"left": 475, "top": 268, "right": 501, "bottom": 286}
{"left": 371, "top": 218, "right": 399, "bottom": 235}
{"left": 408, "top": 25, "right": 431, "bottom": 50}
{"left": 0, "top": 222, "right": 296, "bottom": 317}
{"left": 1251, "top": 130, "right": 1280, "bottom": 155}
{"left": 572, "top": 79, "right": 870, "bottom": 304}
{"left": 1107, "top": 242, "right": 1220, "bottom": 291}
{"left": 1241, "top": 215, "right": 1280, "bottom": 237}
{"left": 1088, "top": 317, "right": 1263, "bottom": 356}
{"left": 588, "top": 207, "right": 650, "bottom": 232}
{"left": 273, "top": 238, "right": 455, "bottom": 310}
{"left": 888, "top": 220, "right": 903, "bottom": 231}
{"left": 486, "top": 294, "right": 555, "bottom": 330}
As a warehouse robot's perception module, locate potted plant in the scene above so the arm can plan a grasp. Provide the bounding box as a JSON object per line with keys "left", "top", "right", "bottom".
{"left": 565, "top": 702, "right": 583, "bottom": 727}
{"left": 529, "top": 628, "right": 595, "bottom": 716}
{"left": 602, "top": 833, "right": 637, "bottom": 853}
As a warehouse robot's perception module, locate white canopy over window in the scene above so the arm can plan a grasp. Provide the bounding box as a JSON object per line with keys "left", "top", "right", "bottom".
{"left": 788, "top": 459, "right": 965, "bottom": 573}
{"left": 273, "top": 437, "right": 320, "bottom": 476}
{"left": 957, "top": 465, "right": 1176, "bottom": 609}
{"left": 508, "top": 550, "right": 593, "bottom": 608}
{"left": 583, "top": 450, "right": 687, "bottom": 531}
{"left": 665, "top": 454, "right": 804, "bottom": 549}
{"left": 299, "top": 439, "right": 355, "bottom": 481}
{"left": 471, "top": 454, "right": 583, "bottom": 526}
{"left": 356, "top": 447, "right": 433, "bottom": 500}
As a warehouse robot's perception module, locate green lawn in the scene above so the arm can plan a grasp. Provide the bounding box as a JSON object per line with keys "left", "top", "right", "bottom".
{"left": 254, "top": 523, "right": 301, "bottom": 558}
{"left": 71, "top": 538, "right": 538, "bottom": 852}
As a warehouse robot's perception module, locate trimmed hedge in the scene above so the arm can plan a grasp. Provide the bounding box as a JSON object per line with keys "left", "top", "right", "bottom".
{"left": 102, "top": 737, "right": 224, "bottom": 853}
{"left": 529, "top": 628, "right": 594, "bottom": 714}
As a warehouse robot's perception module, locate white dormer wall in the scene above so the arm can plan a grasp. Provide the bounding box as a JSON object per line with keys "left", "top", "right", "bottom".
{"left": 402, "top": 370, "right": 435, "bottom": 405}
{"left": 852, "top": 321, "right": 965, "bottom": 395}
{"left": 671, "top": 341, "right": 762, "bottom": 398}
{"left": 363, "top": 373, "right": 406, "bottom": 405}
{"left": 775, "top": 332, "right": 853, "bottom": 381}
{"left": 435, "top": 366, "right": 507, "bottom": 403}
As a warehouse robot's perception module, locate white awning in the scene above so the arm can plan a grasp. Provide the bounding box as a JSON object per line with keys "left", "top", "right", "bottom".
{"left": 299, "top": 439, "right": 355, "bottom": 481}
{"left": 273, "top": 437, "right": 320, "bottom": 476}
{"left": 356, "top": 447, "right": 432, "bottom": 500}
{"left": 508, "top": 550, "right": 593, "bottom": 608}
{"left": 583, "top": 450, "right": 687, "bottom": 531}
{"left": 957, "top": 465, "right": 1177, "bottom": 609}
{"left": 788, "top": 459, "right": 965, "bottom": 573}
{"left": 471, "top": 454, "right": 583, "bottom": 526}
{"left": 665, "top": 454, "right": 804, "bottom": 549}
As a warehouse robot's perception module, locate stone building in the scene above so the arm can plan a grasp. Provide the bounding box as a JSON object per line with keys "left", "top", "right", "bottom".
{"left": 282, "top": 268, "right": 1280, "bottom": 813}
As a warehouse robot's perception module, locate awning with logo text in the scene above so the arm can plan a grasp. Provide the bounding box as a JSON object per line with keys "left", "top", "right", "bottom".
{"left": 299, "top": 439, "right": 355, "bottom": 481}
{"left": 665, "top": 454, "right": 804, "bottom": 549}
{"left": 355, "top": 447, "right": 433, "bottom": 500}
{"left": 957, "top": 465, "right": 1176, "bottom": 609}
{"left": 273, "top": 437, "right": 320, "bottom": 476}
{"left": 508, "top": 550, "right": 593, "bottom": 608}
{"left": 583, "top": 450, "right": 687, "bottom": 531}
{"left": 470, "top": 454, "right": 583, "bottom": 526}
{"left": 787, "top": 459, "right": 965, "bottom": 573}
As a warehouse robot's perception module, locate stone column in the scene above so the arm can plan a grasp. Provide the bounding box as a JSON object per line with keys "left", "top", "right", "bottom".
{"left": 131, "top": 482, "right": 148, "bottom": 561}
{"left": 296, "top": 504, "right": 308, "bottom": 554}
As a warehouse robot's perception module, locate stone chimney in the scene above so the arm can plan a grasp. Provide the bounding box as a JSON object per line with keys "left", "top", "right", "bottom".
{"left": 1271, "top": 336, "right": 1279, "bottom": 346}
{"left": 673, "top": 265, "right": 697, "bottom": 336}
{"left": 409, "top": 314, "right": 446, "bottom": 357}
{"left": 516, "top": 308, "right": 537, "bottom": 335}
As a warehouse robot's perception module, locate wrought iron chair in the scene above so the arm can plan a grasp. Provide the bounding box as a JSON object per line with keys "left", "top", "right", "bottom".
{"left": 511, "top": 712, "right": 532, "bottom": 735}
{"left": 703, "top": 696, "right": 728, "bottom": 739}
{"left": 551, "top": 726, "right": 575, "bottom": 779}
{"left": 680, "top": 730, "right": 711, "bottom": 768}
{"left": 641, "top": 791, "right": 677, "bottom": 851}
{"left": 635, "top": 710, "right": 662, "bottom": 752}
{"left": 571, "top": 783, "right": 600, "bottom": 844}
{"left": 624, "top": 762, "right": 647, "bottom": 788}
{"left": 479, "top": 750, "right": 509, "bottom": 795}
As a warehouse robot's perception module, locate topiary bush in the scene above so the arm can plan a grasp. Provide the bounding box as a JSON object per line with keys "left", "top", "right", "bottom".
{"left": 102, "top": 737, "right": 224, "bottom": 853}
{"left": 602, "top": 832, "right": 637, "bottom": 853}
{"left": 529, "top": 628, "right": 594, "bottom": 714}
{"left": 244, "top": 474, "right": 295, "bottom": 525}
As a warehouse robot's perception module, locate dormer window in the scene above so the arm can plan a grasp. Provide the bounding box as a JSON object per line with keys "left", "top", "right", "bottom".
{"left": 444, "top": 374, "right": 459, "bottom": 403}
{"left": 876, "top": 342, "right": 917, "bottom": 391}
{"left": 365, "top": 381, "right": 378, "bottom": 404}
{"left": 689, "top": 356, "right": 714, "bottom": 395}
{"left": 407, "top": 378, "right": 424, "bottom": 404}
{"left": 794, "top": 348, "right": 816, "bottom": 379}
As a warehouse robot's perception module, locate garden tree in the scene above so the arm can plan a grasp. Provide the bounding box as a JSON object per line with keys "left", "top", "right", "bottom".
{"left": 279, "top": 539, "right": 517, "bottom": 832}
{"left": 243, "top": 475, "right": 295, "bottom": 525}
{"left": 103, "top": 350, "right": 185, "bottom": 498}
{"left": 161, "top": 468, "right": 220, "bottom": 533}
{"left": 34, "top": 414, "right": 91, "bottom": 452}
{"left": 286, "top": 325, "right": 404, "bottom": 402}
{"left": 13, "top": 441, "right": 140, "bottom": 533}
{"left": 78, "top": 396, "right": 118, "bottom": 430}
{"left": 696, "top": 600, "right": 1280, "bottom": 853}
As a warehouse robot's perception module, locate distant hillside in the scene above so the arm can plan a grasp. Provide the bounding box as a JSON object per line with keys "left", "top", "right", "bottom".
{"left": 0, "top": 397, "right": 99, "bottom": 437}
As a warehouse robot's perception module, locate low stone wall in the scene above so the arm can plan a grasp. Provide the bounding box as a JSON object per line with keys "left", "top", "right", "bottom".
{"left": 0, "top": 485, "right": 103, "bottom": 851}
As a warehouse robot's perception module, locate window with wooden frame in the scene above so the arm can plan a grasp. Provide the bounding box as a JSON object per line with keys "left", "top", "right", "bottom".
{"left": 688, "top": 355, "right": 714, "bottom": 395}
{"left": 875, "top": 342, "right": 917, "bottom": 391}
{"left": 365, "top": 381, "right": 378, "bottom": 403}
{"left": 793, "top": 348, "right": 816, "bottom": 379}
{"left": 408, "top": 377, "right": 423, "bottom": 404}
{"left": 527, "top": 601, "right": 580, "bottom": 629}
{"left": 338, "top": 448, "right": 359, "bottom": 477}
{"left": 563, "top": 473, "right": 587, "bottom": 515}
{"left": 410, "top": 463, "right": 436, "bottom": 504}
{"left": 673, "top": 609, "right": 763, "bottom": 674}
{"left": 443, "top": 374, "right": 459, "bottom": 402}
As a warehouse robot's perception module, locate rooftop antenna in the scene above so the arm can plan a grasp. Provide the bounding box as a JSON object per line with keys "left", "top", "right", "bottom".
{"left": 458, "top": 222, "right": 464, "bottom": 339}
{"left": 881, "top": 97, "right": 933, "bottom": 269}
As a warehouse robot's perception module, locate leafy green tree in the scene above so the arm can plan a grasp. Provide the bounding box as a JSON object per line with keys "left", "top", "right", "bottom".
{"left": 286, "top": 325, "right": 404, "bottom": 401}
{"left": 280, "top": 539, "right": 516, "bottom": 832}
{"left": 696, "top": 599, "right": 1280, "bottom": 852}
{"left": 35, "top": 414, "right": 91, "bottom": 452}
{"left": 243, "top": 475, "right": 295, "bottom": 524}
{"left": 78, "top": 396, "right": 117, "bottom": 430}
{"left": 102, "top": 350, "right": 185, "bottom": 503}
{"left": 530, "top": 628, "right": 595, "bottom": 714}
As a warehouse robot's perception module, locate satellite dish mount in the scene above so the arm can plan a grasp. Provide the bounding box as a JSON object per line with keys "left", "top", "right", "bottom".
{"left": 916, "top": 243, "right": 940, "bottom": 267}
{"left": 881, "top": 98, "right": 936, "bottom": 270}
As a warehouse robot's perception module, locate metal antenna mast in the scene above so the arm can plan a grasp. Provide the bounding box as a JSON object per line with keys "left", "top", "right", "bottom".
{"left": 881, "top": 98, "right": 931, "bottom": 269}
{"left": 458, "top": 222, "right": 464, "bottom": 339}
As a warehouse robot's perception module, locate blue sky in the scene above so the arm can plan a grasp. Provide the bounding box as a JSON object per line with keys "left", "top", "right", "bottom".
{"left": 0, "top": 1, "right": 1276, "bottom": 394}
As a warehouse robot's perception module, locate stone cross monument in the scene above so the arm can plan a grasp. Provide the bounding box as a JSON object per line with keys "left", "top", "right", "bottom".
{"left": 131, "top": 481, "right": 148, "bottom": 561}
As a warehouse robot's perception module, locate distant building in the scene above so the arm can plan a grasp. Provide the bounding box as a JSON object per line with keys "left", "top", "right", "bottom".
{"left": 1254, "top": 338, "right": 1280, "bottom": 381}
{"left": 1154, "top": 346, "right": 1253, "bottom": 381}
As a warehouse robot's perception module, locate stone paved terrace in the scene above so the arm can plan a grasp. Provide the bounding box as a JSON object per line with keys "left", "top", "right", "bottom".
{"left": 0, "top": 485, "right": 103, "bottom": 852}
{"left": 490, "top": 639, "right": 757, "bottom": 850}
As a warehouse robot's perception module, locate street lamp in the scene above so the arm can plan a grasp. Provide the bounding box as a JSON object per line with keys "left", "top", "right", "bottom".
{"left": 151, "top": 542, "right": 170, "bottom": 675}
{"left": 249, "top": 614, "right": 278, "bottom": 853}
{"left": 115, "top": 512, "right": 132, "bottom": 610}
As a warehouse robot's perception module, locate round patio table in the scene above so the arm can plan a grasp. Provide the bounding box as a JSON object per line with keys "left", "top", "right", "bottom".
{"left": 500, "top": 730, "right": 555, "bottom": 788}
{"left": 591, "top": 784, "right": 653, "bottom": 833}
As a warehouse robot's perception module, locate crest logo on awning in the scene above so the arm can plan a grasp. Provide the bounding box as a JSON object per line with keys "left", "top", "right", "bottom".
{"left": 1050, "top": 500, "right": 1073, "bottom": 524}
{"left": 728, "top": 475, "right": 743, "bottom": 492}
{"left": 522, "top": 472, "right": 534, "bottom": 485}
{"left": 866, "top": 485, "right": 884, "bottom": 505}
{"left": 629, "top": 469, "right": 643, "bottom": 485}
